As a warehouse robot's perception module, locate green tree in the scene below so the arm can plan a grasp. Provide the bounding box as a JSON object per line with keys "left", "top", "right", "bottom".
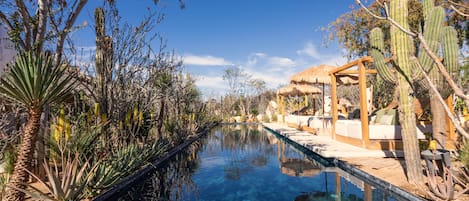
{"left": 0, "top": 52, "right": 75, "bottom": 201}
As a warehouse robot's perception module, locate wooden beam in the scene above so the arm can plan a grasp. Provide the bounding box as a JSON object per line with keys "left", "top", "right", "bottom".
{"left": 358, "top": 60, "right": 369, "bottom": 148}
{"left": 335, "top": 69, "right": 377, "bottom": 75}
{"left": 331, "top": 75, "right": 338, "bottom": 139}
{"left": 329, "top": 56, "right": 374, "bottom": 74}
{"left": 335, "top": 134, "right": 364, "bottom": 147}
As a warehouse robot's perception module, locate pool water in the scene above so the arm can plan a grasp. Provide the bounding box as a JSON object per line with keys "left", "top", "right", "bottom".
{"left": 117, "top": 124, "right": 398, "bottom": 201}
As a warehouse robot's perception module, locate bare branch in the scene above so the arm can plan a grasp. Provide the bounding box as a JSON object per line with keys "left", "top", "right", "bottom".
{"left": 416, "top": 33, "right": 469, "bottom": 105}
{"left": 54, "top": 0, "right": 88, "bottom": 64}
{"left": 0, "top": 12, "right": 13, "bottom": 31}
{"left": 450, "top": 5, "right": 469, "bottom": 17}
{"left": 388, "top": 20, "right": 416, "bottom": 37}
{"left": 415, "top": 60, "right": 469, "bottom": 139}
{"left": 14, "top": 0, "right": 32, "bottom": 50}
{"left": 355, "top": 0, "right": 386, "bottom": 20}
{"left": 35, "top": 0, "right": 49, "bottom": 53}
{"left": 449, "top": 0, "right": 469, "bottom": 10}
{"left": 0, "top": 11, "right": 26, "bottom": 49}
{"left": 356, "top": 0, "right": 417, "bottom": 37}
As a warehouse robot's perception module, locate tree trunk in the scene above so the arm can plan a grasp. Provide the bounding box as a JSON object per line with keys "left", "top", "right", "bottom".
{"left": 430, "top": 94, "right": 446, "bottom": 149}
{"left": 5, "top": 109, "right": 42, "bottom": 201}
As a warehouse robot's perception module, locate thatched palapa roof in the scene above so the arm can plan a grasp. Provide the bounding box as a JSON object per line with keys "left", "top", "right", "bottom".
{"left": 277, "top": 84, "right": 322, "bottom": 96}
{"left": 290, "top": 64, "right": 359, "bottom": 85}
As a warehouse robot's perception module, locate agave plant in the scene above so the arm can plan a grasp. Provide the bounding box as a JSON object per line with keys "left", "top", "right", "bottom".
{"left": 0, "top": 52, "right": 76, "bottom": 201}
{"left": 22, "top": 151, "right": 98, "bottom": 201}
{"left": 87, "top": 141, "right": 168, "bottom": 194}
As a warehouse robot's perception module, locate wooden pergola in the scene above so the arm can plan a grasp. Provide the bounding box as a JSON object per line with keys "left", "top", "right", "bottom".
{"left": 328, "top": 56, "right": 457, "bottom": 150}
{"left": 329, "top": 56, "right": 376, "bottom": 148}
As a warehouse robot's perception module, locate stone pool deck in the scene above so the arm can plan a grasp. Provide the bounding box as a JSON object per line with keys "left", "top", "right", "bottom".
{"left": 263, "top": 122, "right": 404, "bottom": 158}
{"left": 262, "top": 122, "right": 428, "bottom": 199}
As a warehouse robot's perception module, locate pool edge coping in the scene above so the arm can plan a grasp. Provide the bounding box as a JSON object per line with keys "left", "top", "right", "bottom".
{"left": 263, "top": 124, "right": 427, "bottom": 201}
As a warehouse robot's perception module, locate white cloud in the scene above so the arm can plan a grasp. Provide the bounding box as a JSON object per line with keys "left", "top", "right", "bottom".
{"left": 252, "top": 52, "right": 267, "bottom": 58}
{"left": 268, "top": 57, "right": 295, "bottom": 67}
{"left": 183, "top": 54, "right": 232, "bottom": 66}
{"left": 246, "top": 69, "right": 289, "bottom": 88}
{"left": 194, "top": 75, "right": 227, "bottom": 90}
{"left": 242, "top": 52, "right": 297, "bottom": 89}
{"left": 296, "top": 42, "right": 320, "bottom": 59}
{"left": 187, "top": 43, "right": 348, "bottom": 97}
{"left": 317, "top": 55, "right": 348, "bottom": 67}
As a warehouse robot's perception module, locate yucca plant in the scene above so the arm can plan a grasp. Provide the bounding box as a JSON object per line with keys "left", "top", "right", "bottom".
{"left": 0, "top": 51, "right": 76, "bottom": 201}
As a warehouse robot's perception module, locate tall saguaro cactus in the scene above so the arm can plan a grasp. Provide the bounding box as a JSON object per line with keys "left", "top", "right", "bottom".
{"left": 94, "top": 7, "right": 114, "bottom": 116}
{"left": 369, "top": 0, "right": 458, "bottom": 185}
{"left": 422, "top": 0, "right": 459, "bottom": 149}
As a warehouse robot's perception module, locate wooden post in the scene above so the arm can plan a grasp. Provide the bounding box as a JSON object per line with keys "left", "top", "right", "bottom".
{"left": 313, "top": 98, "right": 316, "bottom": 115}
{"left": 445, "top": 95, "right": 456, "bottom": 148}
{"left": 331, "top": 75, "right": 338, "bottom": 139}
{"left": 276, "top": 94, "right": 280, "bottom": 115}
{"left": 304, "top": 94, "right": 308, "bottom": 110}
{"left": 322, "top": 83, "right": 325, "bottom": 129}
{"left": 358, "top": 60, "right": 369, "bottom": 148}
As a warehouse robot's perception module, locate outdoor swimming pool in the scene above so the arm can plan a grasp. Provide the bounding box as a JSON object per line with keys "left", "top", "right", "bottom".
{"left": 114, "top": 124, "right": 399, "bottom": 201}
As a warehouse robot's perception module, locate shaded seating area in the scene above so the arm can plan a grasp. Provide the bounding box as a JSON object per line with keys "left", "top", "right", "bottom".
{"left": 277, "top": 56, "right": 458, "bottom": 151}
{"left": 335, "top": 109, "right": 431, "bottom": 150}
{"left": 277, "top": 83, "right": 322, "bottom": 133}
{"left": 278, "top": 64, "right": 358, "bottom": 135}
{"left": 328, "top": 56, "right": 458, "bottom": 151}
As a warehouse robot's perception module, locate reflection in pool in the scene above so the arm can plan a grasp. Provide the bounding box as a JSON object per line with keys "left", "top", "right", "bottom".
{"left": 116, "top": 124, "right": 397, "bottom": 201}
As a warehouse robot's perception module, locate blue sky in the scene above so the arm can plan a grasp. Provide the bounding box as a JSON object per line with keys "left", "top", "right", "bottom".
{"left": 72, "top": 0, "right": 355, "bottom": 97}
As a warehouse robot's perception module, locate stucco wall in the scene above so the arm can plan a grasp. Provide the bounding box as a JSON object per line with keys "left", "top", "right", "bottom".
{"left": 0, "top": 24, "right": 16, "bottom": 76}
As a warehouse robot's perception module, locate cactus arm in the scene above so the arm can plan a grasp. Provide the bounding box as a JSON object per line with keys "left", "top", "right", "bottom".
{"left": 441, "top": 26, "right": 459, "bottom": 77}
{"left": 95, "top": 7, "right": 105, "bottom": 81}
{"left": 417, "top": 32, "right": 467, "bottom": 104}
{"left": 370, "top": 28, "right": 397, "bottom": 83}
{"left": 434, "top": 26, "right": 460, "bottom": 98}
{"left": 422, "top": 0, "right": 434, "bottom": 18}
{"left": 390, "top": 0, "right": 413, "bottom": 79}
{"left": 418, "top": 6, "right": 445, "bottom": 73}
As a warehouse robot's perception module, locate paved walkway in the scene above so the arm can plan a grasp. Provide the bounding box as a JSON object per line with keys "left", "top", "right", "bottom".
{"left": 263, "top": 122, "right": 404, "bottom": 158}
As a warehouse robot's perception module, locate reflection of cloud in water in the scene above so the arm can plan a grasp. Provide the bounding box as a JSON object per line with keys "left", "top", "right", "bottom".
{"left": 200, "top": 156, "right": 226, "bottom": 168}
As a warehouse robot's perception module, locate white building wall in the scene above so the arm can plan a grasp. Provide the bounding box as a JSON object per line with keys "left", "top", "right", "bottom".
{"left": 0, "top": 24, "right": 17, "bottom": 77}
